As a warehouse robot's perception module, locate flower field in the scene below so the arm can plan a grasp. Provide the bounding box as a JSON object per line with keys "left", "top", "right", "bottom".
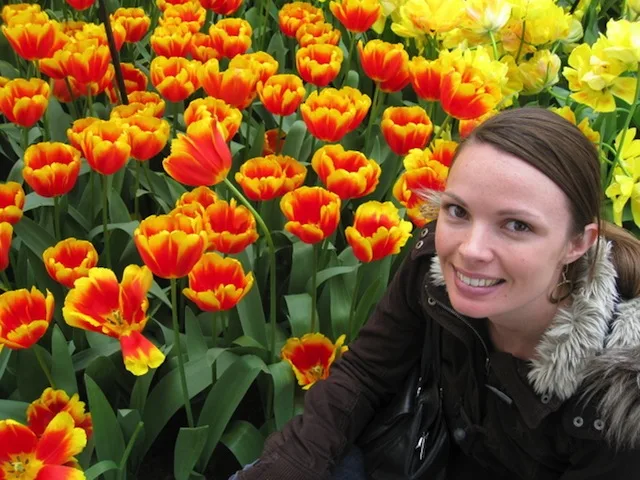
{"left": 0, "top": 0, "right": 638, "bottom": 478}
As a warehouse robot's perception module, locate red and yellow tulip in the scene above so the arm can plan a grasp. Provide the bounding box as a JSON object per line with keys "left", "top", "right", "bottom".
{"left": 66, "top": 117, "right": 99, "bottom": 151}
{"left": 0, "top": 287, "right": 54, "bottom": 350}
{"left": 229, "top": 52, "right": 279, "bottom": 85}
{"left": 279, "top": 2, "right": 324, "bottom": 37}
{"left": 281, "top": 333, "right": 347, "bottom": 389}
{"left": 2, "top": 15, "right": 67, "bottom": 61}
{"left": 203, "top": 199, "right": 259, "bottom": 254}
{"left": 235, "top": 155, "right": 307, "bottom": 201}
{"left": 160, "top": 2, "right": 206, "bottom": 33}
{"left": 409, "top": 56, "right": 451, "bottom": 102}
{"left": 257, "top": 74, "right": 306, "bottom": 117}
{"left": 122, "top": 115, "right": 171, "bottom": 162}
{"left": 63, "top": 265, "right": 165, "bottom": 375}
{"left": 0, "top": 182, "right": 25, "bottom": 225}
{"left": 381, "top": 106, "right": 433, "bottom": 156}
{"left": 106, "top": 63, "right": 148, "bottom": 104}
{"left": 0, "top": 222, "right": 11, "bottom": 273}
{"left": 209, "top": 18, "right": 252, "bottom": 59}
{"left": 66, "top": 0, "right": 95, "bottom": 11}
{"left": 262, "top": 128, "right": 286, "bottom": 156}
{"left": 200, "top": 0, "right": 244, "bottom": 15}
{"left": 150, "top": 24, "right": 193, "bottom": 57}
{"left": 296, "top": 21, "right": 341, "bottom": 47}
{"left": 81, "top": 120, "right": 131, "bottom": 176}
{"left": 190, "top": 32, "right": 221, "bottom": 62}
{"left": 134, "top": 215, "right": 207, "bottom": 279}
{"left": 61, "top": 40, "right": 111, "bottom": 86}
{"left": 0, "top": 78, "right": 50, "bottom": 128}
{"left": 312, "top": 145, "right": 380, "bottom": 200}
{"left": 183, "top": 252, "right": 254, "bottom": 311}
{"left": 358, "top": 40, "right": 409, "bottom": 85}
{"left": 27, "top": 387, "right": 93, "bottom": 439}
{"left": 330, "top": 0, "right": 381, "bottom": 33}
{"left": 126, "top": 91, "right": 167, "bottom": 118}
{"left": 198, "top": 59, "right": 259, "bottom": 110}
{"left": 440, "top": 61, "right": 502, "bottom": 120}
{"left": 43, "top": 238, "right": 99, "bottom": 289}
{"left": 296, "top": 44, "right": 343, "bottom": 87}
{"left": 183, "top": 97, "right": 242, "bottom": 141}
{"left": 112, "top": 7, "right": 151, "bottom": 43}
{"left": 280, "top": 186, "right": 341, "bottom": 244}
{"left": 150, "top": 56, "right": 201, "bottom": 103}
{"left": 176, "top": 186, "right": 218, "bottom": 210}
{"left": 22, "top": 142, "right": 82, "bottom": 198}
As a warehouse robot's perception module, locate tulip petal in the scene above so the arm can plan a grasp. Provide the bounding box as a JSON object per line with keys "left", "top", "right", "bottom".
{"left": 119, "top": 331, "right": 165, "bottom": 376}
{"left": 36, "top": 412, "right": 86, "bottom": 466}
{"left": 0, "top": 419, "right": 37, "bottom": 463}
{"left": 37, "top": 464, "right": 86, "bottom": 480}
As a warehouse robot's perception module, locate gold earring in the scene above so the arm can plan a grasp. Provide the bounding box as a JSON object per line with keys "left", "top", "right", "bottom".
{"left": 550, "top": 264, "right": 573, "bottom": 304}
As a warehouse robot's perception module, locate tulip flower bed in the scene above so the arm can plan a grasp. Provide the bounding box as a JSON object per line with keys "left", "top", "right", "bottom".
{"left": 0, "top": 0, "right": 638, "bottom": 478}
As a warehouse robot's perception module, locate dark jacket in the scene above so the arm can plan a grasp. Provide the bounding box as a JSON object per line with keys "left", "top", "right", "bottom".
{"left": 238, "top": 226, "right": 640, "bottom": 479}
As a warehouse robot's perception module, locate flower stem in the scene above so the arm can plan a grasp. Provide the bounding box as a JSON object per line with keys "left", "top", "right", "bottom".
{"left": 244, "top": 104, "right": 254, "bottom": 159}
{"left": 310, "top": 242, "right": 319, "bottom": 332}
{"left": 276, "top": 115, "right": 284, "bottom": 155}
{"left": 134, "top": 160, "right": 141, "bottom": 220}
{"left": 212, "top": 311, "right": 219, "bottom": 346}
{"left": 87, "top": 92, "right": 94, "bottom": 117}
{"left": 515, "top": 20, "right": 526, "bottom": 64}
{"left": 171, "top": 278, "right": 195, "bottom": 428}
{"left": 223, "top": 177, "right": 278, "bottom": 361}
{"left": 118, "top": 421, "right": 144, "bottom": 480}
{"left": 102, "top": 174, "right": 112, "bottom": 269}
{"left": 64, "top": 78, "right": 80, "bottom": 120}
{"left": 347, "top": 267, "right": 361, "bottom": 340}
{"left": 34, "top": 346, "right": 56, "bottom": 389}
{"left": 42, "top": 106, "right": 51, "bottom": 142}
{"left": 364, "top": 84, "right": 381, "bottom": 152}
{"left": 435, "top": 114, "right": 452, "bottom": 140}
{"left": 488, "top": 30, "right": 499, "bottom": 60}
{"left": 142, "top": 162, "right": 159, "bottom": 205}
{"left": 259, "top": 0, "right": 272, "bottom": 51}
{"left": 22, "top": 127, "right": 29, "bottom": 154}
{"left": 343, "top": 33, "right": 357, "bottom": 86}
{"left": 172, "top": 102, "right": 180, "bottom": 138}
{"left": 53, "top": 196, "right": 61, "bottom": 240}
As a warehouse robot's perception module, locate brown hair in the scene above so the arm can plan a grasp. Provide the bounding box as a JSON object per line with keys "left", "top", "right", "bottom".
{"left": 456, "top": 107, "right": 640, "bottom": 300}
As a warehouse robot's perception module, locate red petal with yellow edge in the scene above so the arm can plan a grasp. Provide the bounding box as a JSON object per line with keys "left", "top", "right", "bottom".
{"left": 120, "top": 331, "right": 165, "bottom": 376}
{"left": 2, "top": 320, "right": 49, "bottom": 349}
{"left": 36, "top": 412, "right": 86, "bottom": 465}
{"left": 27, "top": 388, "right": 91, "bottom": 439}
{"left": 0, "top": 419, "right": 37, "bottom": 463}
{"left": 119, "top": 264, "right": 152, "bottom": 328}
{"left": 281, "top": 333, "right": 336, "bottom": 387}
{"left": 37, "top": 464, "right": 86, "bottom": 480}
{"left": 345, "top": 226, "right": 373, "bottom": 263}
{"left": 440, "top": 72, "right": 499, "bottom": 120}
{"left": 0, "top": 287, "right": 53, "bottom": 349}
{"left": 0, "top": 221, "right": 13, "bottom": 272}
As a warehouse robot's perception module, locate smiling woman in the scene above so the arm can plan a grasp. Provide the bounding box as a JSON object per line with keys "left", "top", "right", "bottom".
{"left": 233, "top": 108, "right": 640, "bottom": 480}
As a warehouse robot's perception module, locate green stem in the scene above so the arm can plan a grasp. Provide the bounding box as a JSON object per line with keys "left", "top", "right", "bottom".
{"left": 245, "top": 104, "right": 254, "bottom": 159}
{"left": 118, "top": 421, "right": 144, "bottom": 480}
{"left": 310, "top": 242, "right": 319, "bottom": 332}
{"left": 102, "top": 175, "right": 112, "bottom": 268}
{"left": 347, "top": 267, "right": 362, "bottom": 341}
{"left": 488, "top": 30, "right": 499, "bottom": 60}
{"left": 260, "top": 0, "right": 273, "bottom": 51}
{"left": 22, "top": 127, "right": 29, "bottom": 154}
{"left": 87, "top": 92, "right": 94, "bottom": 117}
{"left": 223, "top": 178, "right": 278, "bottom": 361}
{"left": 64, "top": 78, "right": 80, "bottom": 120}
{"left": 515, "top": 20, "right": 526, "bottom": 64}
{"left": 142, "top": 162, "right": 159, "bottom": 205}
{"left": 42, "top": 105, "right": 51, "bottom": 142}
{"left": 212, "top": 311, "right": 219, "bottom": 346}
{"left": 34, "top": 347, "right": 56, "bottom": 389}
{"left": 171, "top": 278, "right": 195, "bottom": 427}
{"left": 435, "top": 114, "right": 452, "bottom": 140}
{"left": 134, "top": 160, "right": 141, "bottom": 220}
{"left": 364, "top": 84, "right": 381, "bottom": 151}
{"left": 276, "top": 115, "right": 284, "bottom": 155}
{"left": 0, "top": 270, "right": 11, "bottom": 291}
{"left": 172, "top": 102, "right": 180, "bottom": 137}
{"left": 53, "top": 196, "right": 61, "bottom": 240}
{"left": 605, "top": 77, "right": 640, "bottom": 189}
{"left": 343, "top": 33, "right": 357, "bottom": 86}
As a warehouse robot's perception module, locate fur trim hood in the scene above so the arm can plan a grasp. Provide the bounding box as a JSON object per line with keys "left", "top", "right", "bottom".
{"left": 430, "top": 240, "right": 640, "bottom": 449}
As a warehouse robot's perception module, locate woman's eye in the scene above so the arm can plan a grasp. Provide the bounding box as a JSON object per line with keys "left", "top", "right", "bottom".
{"left": 445, "top": 204, "right": 467, "bottom": 219}
{"left": 505, "top": 220, "right": 531, "bottom": 233}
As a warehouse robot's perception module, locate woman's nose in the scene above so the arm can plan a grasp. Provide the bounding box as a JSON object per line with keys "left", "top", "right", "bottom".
{"left": 459, "top": 226, "right": 493, "bottom": 262}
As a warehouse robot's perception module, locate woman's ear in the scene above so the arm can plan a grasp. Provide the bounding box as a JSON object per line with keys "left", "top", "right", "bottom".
{"left": 563, "top": 222, "right": 599, "bottom": 264}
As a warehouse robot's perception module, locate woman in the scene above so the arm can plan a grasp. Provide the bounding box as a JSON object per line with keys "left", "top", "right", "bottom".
{"left": 234, "top": 107, "right": 640, "bottom": 479}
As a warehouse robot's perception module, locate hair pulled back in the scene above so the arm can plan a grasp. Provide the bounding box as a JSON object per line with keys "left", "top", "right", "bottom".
{"left": 458, "top": 107, "right": 640, "bottom": 300}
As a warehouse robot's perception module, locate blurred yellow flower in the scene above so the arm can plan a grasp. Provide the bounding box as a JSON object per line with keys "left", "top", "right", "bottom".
{"left": 549, "top": 106, "right": 600, "bottom": 145}
{"left": 604, "top": 19, "right": 640, "bottom": 67}
{"left": 465, "top": 0, "right": 511, "bottom": 34}
{"left": 605, "top": 128, "right": 640, "bottom": 226}
{"left": 518, "top": 50, "right": 561, "bottom": 95}
{"left": 391, "top": 0, "right": 464, "bottom": 42}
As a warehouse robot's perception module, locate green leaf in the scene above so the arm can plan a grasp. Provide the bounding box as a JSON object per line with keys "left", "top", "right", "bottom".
{"left": 24, "top": 193, "right": 54, "bottom": 212}
{"left": 174, "top": 426, "right": 210, "bottom": 480}
{"left": 233, "top": 250, "right": 268, "bottom": 348}
{"left": 85, "top": 460, "right": 120, "bottom": 480}
{"left": 0, "top": 347, "right": 11, "bottom": 381}
{"left": 149, "top": 281, "right": 171, "bottom": 308}
{"left": 221, "top": 421, "right": 265, "bottom": 467}
{"left": 284, "top": 293, "right": 312, "bottom": 337}
{"left": 109, "top": 186, "right": 133, "bottom": 223}
{"left": 51, "top": 326, "right": 78, "bottom": 395}
{"left": 186, "top": 308, "right": 208, "bottom": 362}
{"left": 328, "top": 267, "right": 353, "bottom": 340}
{"left": 13, "top": 216, "right": 56, "bottom": 257}
{"left": 0, "top": 400, "right": 29, "bottom": 423}
{"left": 85, "top": 375, "right": 126, "bottom": 480}
{"left": 305, "top": 265, "right": 360, "bottom": 294}
{"left": 268, "top": 361, "right": 295, "bottom": 430}
{"left": 17, "top": 347, "right": 49, "bottom": 401}
{"left": 246, "top": 122, "right": 266, "bottom": 159}
{"left": 129, "top": 369, "right": 156, "bottom": 411}
{"left": 72, "top": 340, "right": 121, "bottom": 372}
{"left": 344, "top": 70, "right": 360, "bottom": 89}
{"left": 140, "top": 357, "right": 214, "bottom": 459}
{"left": 88, "top": 221, "right": 139, "bottom": 239}
{"left": 196, "top": 355, "right": 268, "bottom": 470}
{"left": 288, "top": 240, "right": 313, "bottom": 293}
{"left": 46, "top": 97, "right": 73, "bottom": 143}
{"left": 281, "top": 120, "right": 307, "bottom": 160}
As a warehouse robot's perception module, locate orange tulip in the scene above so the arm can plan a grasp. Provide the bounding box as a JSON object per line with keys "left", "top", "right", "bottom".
{"left": 280, "top": 186, "right": 341, "bottom": 244}
{"left": 257, "top": 74, "right": 306, "bottom": 117}
{"left": 379, "top": 65, "right": 410, "bottom": 93}
{"left": 279, "top": 2, "right": 324, "bottom": 38}
{"left": 428, "top": 139, "right": 458, "bottom": 167}
{"left": 296, "top": 44, "right": 343, "bottom": 87}
{"left": 150, "top": 56, "right": 201, "bottom": 103}
{"left": 0, "top": 287, "right": 54, "bottom": 350}
{"left": 381, "top": 106, "right": 433, "bottom": 156}
{"left": 106, "top": 63, "right": 147, "bottom": 104}
{"left": 440, "top": 63, "right": 502, "bottom": 120}
{"left": 27, "top": 387, "right": 93, "bottom": 439}
{"left": 63, "top": 265, "right": 165, "bottom": 375}
{"left": 262, "top": 128, "right": 286, "bottom": 156}
{"left": 190, "top": 32, "right": 221, "bottom": 62}
{"left": 357, "top": 39, "right": 409, "bottom": 85}
{"left": 176, "top": 186, "right": 218, "bottom": 210}
{"left": 112, "top": 7, "right": 150, "bottom": 43}
{"left": 183, "top": 97, "right": 242, "bottom": 141}
{"left": 68, "top": 64, "right": 115, "bottom": 99}
{"left": 458, "top": 109, "right": 499, "bottom": 139}
{"left": 229, "top": 52, "right": 279, "bottom": 85}
{"left": 0, "top": 182, "right": 25, "bottom": 225}
{"left": 200, "top": 0, "right": 243, "bottom": 14}
{"left": 235, "top": 154, "right": 307, "bottom": 201}
{"left": 22, "top": 142, "right": 81, "bottom": 198}
{"left": 0, "top": 223, "right": 12, "bottom": 272}
{"left": 160, "top": 2, "right": 205, "bottom": 33}
{"left": 311, "top": 145, "right": 380, "bottom": 200}
{"left": 43, "top": 238, "right": 98, "bottom": 289}
{"left": 0, "top": 78, "right": 49, "bottom": 128}
{"left": 409, "top": 56, "right": 452, "bottom": 102}
{"left": 300, "top": 86, "right": 371, "bottom": 142}
{"left": 122, "top": 115, "right": 171, "bottom": 162}
{"left": 39, "top": 50, "right": 67, "bottom": 80}
{"left": 81, "top": 120, "right": 131, "bottom": 175}
{"left": 1, "top": 16, "right": 67, "bottom": 61}
{"left": 209, "top": 18, "right": 252, "bottom": 59}
{"left": 134, "top": 214, "right": 207, "bottom": 279}
{"left": 60, "top": 40, "right": 111, "bottom": 86}
{"left": 183, "top": 252, "right": 253, "bottom": 312}
{"left": 330, "top": 0, "right": 381, "bottom": 33}
{"left": 66, "top": 0, "right": 94, "bottom": 11}
{"left": 198, "top": 59, "right": 258, "bottom": 109}
{"left": 126, "top": 91, "right": 167, "bottom": 118}
{"left": 393, "top": 158, "right": 448, "bottom": 227}
{"left": 281, "top": 333, "right": 347, "bottom": 389}
{"left": 163, "top": 117, "right": 232, "bottom": 187}
{"left": 296, "top": 21, "right": 341, "bottom": 47}
{"left": 67, "top": 117, "right": 99, "bottom": 151}
{"left": 203, "top": 199, "right": 259, "bottom": 253}
{"left": 345, "top": 201, "right": 412, "bottom": 263}
{"left": 150, "top": 24, "right": 193, "bottom": 57}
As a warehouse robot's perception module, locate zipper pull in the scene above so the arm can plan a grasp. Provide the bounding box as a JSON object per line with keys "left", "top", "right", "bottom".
{"left": 415, "top": 432, "right": 430, "bottom": 460}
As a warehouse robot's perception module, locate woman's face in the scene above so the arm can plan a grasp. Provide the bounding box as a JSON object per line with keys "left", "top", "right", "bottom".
{"left": 435, "top": 142, "right": 590, "bottom": 326}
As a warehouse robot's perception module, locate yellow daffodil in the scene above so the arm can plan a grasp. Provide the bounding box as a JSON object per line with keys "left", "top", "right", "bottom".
{"left": 604, "top": 19, "right": 640, "bottom": 68}
{"left": 605, "top": 128, "right": 640, "bottom": 226}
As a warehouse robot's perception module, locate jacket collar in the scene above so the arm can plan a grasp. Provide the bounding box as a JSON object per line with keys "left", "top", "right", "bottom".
{"left": 428, "top": 240, "right": 640, "bottom": 448}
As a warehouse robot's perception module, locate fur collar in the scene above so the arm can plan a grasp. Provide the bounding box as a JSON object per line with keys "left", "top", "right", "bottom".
{"left": 429, "top": 241, "right": 640, "bottom": 449}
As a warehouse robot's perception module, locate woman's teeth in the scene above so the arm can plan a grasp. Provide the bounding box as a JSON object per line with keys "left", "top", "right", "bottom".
{"left": 456, "top": 271, "right": 502, "bottom": 287}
